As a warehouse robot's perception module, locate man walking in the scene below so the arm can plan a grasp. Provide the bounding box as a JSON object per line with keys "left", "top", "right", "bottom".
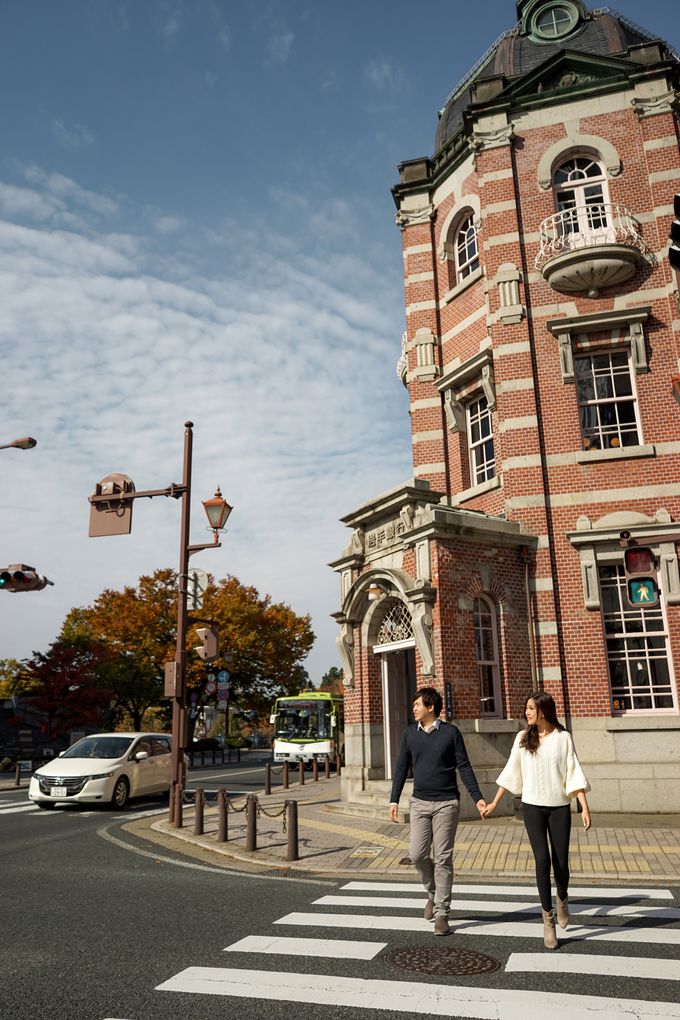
{"left": 389, "top": 686, "right": 486, "bottom": 935}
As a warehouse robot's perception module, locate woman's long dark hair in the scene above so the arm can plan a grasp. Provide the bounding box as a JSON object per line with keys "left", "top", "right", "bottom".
{"left": 520, "top": 691, "right": 564, "bottom": 754}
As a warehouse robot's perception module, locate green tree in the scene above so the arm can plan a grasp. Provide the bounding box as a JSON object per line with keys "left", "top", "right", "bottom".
{"left": 318, "top": 665, "right": 344, "bottom": 695}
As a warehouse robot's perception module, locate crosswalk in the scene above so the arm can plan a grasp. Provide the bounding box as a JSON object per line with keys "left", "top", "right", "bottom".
{"left": 0, "top": 797, "right": 168, "bottom": 819}
{"left": 149, "top": 879, "right": 680, "bottom": 1018}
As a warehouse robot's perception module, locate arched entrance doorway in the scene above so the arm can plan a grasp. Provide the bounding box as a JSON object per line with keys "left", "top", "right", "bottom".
{"left": 373, "top": 600, "right": 416, "bottom": 779}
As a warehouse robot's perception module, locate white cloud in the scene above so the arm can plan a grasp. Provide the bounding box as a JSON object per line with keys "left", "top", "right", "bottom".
{"left": 160, "top": 10, "right": 181, "bottom": 42}
{"left": 50, "top": 118, "right": 96, "bottom": 151}
{"left": 267, "top": 22, "right": 294, "bottom": 64}
{"left": 364, "top": 58, "right": 405, "bottom": 93}
{"left": 23, "top": 166, "right": 119, "bottom": 217}
{"left": 0, "top": 170, "right": 411, "bottom": 683}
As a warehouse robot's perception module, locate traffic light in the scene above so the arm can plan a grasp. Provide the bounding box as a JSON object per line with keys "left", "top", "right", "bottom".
{"left": 0, "top": 563, "right": 53, "bottom": 592}
{"left": 195, "top": 626, "right": 219, "bottom": 661}
{"left": 669, "top": 194, "right": 680, "bottom": 271}
{"left": 623, "top": 546, "right": 659, "bottom": 608}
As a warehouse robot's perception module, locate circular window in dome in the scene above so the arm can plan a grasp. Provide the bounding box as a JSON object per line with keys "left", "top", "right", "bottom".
{"left": 532, "top": 3, "right": 579, "bottom": 40}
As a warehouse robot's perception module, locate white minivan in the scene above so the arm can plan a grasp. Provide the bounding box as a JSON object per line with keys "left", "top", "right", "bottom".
{"left": 28, "top": 732, "right": 175, "bottom": 809}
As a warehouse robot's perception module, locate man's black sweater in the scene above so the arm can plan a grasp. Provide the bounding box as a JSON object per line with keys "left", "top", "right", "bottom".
{"left": 389, "top": 722, "right": 483, "bottom": 805}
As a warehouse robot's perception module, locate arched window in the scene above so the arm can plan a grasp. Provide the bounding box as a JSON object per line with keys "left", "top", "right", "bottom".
{"left": 553, "top": 156, "right": 610, "bottom": 239}
{"left": 473, "top": 596, "right": 501, "bottom": 717}
{"left": 454, "top": 213, "right": 480, "bottom": 282}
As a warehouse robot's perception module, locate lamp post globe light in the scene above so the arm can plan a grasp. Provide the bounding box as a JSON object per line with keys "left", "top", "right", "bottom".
{"left": 202, "top": 486, "right": 232, "bottom": 534}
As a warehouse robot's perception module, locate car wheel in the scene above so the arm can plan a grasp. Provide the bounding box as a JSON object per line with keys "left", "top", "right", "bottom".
{"left": 111, "top": 776, "right": 130, "bottom": 809}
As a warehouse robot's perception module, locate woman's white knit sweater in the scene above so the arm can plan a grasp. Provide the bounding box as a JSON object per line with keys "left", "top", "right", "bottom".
{"left": 496, "top": 728, "right": 590, "bottom": 807}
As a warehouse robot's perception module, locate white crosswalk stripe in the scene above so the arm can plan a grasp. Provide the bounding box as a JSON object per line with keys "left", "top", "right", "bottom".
{"left": 0, "top": 803, "right": 39, "bottom": 814}
{"left": 156, "top": 966, "right": 680, "bottom": 1018}
{"left": 314, "top": 893, "right": 680, "bottom": 920}
{"left": 341, "top": 880, "right": 675, "bottom": 900}
{"left": 152, "top": 879, "right": 680, "bottom": 1017}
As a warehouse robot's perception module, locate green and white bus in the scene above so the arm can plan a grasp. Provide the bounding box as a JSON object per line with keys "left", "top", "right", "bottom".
{"left": 270, "top": 690, "right": 343, "bottom": 766}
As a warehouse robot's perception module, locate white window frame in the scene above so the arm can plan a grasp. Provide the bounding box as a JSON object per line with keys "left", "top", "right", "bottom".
{"left": 599, "top": 564, "right": 677, "bottom": 715}
{"left": 473, "top": 596, "right": 502, "bottom": 718}
{"left": 553, "top": 155, "right": 613, "bottom": 246}
{"left": 574, "top": 347, "right": 642, "bottom": 452}
{"left": 454, "top": 213, "right": 480, "bottom": 282}
{"left": 466, "top": 394, "right": 496, "bottom": 486}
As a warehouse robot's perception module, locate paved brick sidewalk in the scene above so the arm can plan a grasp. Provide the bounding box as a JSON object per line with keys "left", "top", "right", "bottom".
{"left": 147, "top": 779, "right": 680, "bottom": 884}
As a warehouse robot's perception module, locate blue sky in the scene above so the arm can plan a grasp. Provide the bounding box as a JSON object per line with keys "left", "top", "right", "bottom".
{"left": 0, "top": 0, "right": 676, "bottom": 686}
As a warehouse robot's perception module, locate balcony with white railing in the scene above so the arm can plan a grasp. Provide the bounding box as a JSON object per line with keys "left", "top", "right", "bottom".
{"left": 535, "top": 204, "right": 655, "bottom": 297}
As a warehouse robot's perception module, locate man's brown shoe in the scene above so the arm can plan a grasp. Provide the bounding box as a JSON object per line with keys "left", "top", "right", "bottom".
{"left": 434, "top": 916, "right": 450, "bottom": 936}
{"left": 424, "top": 899, "right": 435, "bottom": 922}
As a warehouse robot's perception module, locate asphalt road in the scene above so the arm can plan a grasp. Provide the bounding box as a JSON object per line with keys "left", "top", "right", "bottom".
{"left": 1, "top": 763, "right": 679, "bottom": 1020}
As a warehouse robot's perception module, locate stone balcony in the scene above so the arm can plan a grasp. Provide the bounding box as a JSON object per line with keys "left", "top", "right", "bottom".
{"left": 535, "top": 204, "right": 654, "bottom": 298}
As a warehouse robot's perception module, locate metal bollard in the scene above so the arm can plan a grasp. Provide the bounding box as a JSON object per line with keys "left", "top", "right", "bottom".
{"left": 173, "top": 784, "right": 184, "bottom": 828}
{"left": 324, "top": 758, "right": 330, "bottom": 780}
{"left": 286, "top": 800, "right": 299, "bottom": 861}
{"left": 168, "top": 782, "right": 176, "bottom": 823}
{"left": 336, "top": 754, "right": 342, "bottom": 777}
{"left": 283, "top": 762, "right": 289, "bottom": 789}
{"left": 312, "top": 758, "right": 319, "bottom": 782}
{"left": 265, "top": 763, "right": 271, "bottom": 795}
{"left": 194, "top": 788, "right": 204, "bottom": 836}
{"left": 217, "top": 788, "right": 228, "bottom": 842}
{"left": 246, "top": 793, "right": 257, "bottom": 851}
{"left": 14, "top": 763, "right": 21, "bottom": 787}
{"left": 299, "top": 761, "right": 305, "bottom": 786}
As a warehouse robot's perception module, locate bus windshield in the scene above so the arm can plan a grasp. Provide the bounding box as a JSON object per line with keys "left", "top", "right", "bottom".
{"left": 275, "top": 700, "right": 331, "bottom": 741}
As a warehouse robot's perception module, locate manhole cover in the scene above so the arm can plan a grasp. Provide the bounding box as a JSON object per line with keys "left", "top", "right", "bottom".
{"left": 383, "top": 946, "right": 500, "bottom": 977}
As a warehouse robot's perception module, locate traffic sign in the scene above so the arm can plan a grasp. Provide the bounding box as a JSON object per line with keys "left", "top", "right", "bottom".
{"left": 188, "top": 568, "right": 210, "bottom": 610}
{"left": 217, "top": 669, "right": 230, "bottom": 683}
{"left": 206, "top": 680, "right": 217, "bottom": 695}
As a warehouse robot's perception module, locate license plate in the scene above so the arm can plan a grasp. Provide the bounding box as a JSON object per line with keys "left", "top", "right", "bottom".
{"left": 50, "top": 786, "right": 67, "bottom": 798}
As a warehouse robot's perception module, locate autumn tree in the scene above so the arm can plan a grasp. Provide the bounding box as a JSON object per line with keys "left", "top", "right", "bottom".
{"left": 23, "top": 640, "right": 114, "bottom": 742}
{"left": 57, "top": 569, "right": 314, "bottom": 736}
{"left": 0, "top": 658, "right": 34, "bottom": 699}
{"left": 61, "top": 568, "right": 177, "bottom": 730}
{"left": 187, "top": 576, "right": 315, "bottom": 735}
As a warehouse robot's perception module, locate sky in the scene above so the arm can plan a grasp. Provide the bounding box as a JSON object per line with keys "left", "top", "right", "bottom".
{"left": 0, "top": 0, "right": 676, "bottom": 688}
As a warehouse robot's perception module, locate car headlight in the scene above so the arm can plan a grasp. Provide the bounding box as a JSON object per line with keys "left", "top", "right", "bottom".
{"left": 32, "top": 771, "right": 44, "bottom": 780}
{"left": 84, "top": 771, "right": 115, "bottom": 782}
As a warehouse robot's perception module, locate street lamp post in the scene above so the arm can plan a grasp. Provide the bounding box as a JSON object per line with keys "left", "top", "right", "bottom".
{"left": 170, "top": 426, "right": 232, "bottom": 808}
{"left": 0, "top": 437, "right": 37, "bottom": 451}
{"left": 88, "top": 421, "right": 232, "bottom": 818}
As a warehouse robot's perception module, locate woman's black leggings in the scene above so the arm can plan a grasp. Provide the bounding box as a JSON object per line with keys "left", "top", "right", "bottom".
{"left": 522, "top": 802, "right": 571, "bottom": 911}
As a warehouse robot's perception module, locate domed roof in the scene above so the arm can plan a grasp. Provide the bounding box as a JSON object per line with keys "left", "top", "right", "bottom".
{"left": 435, "top": 2, "right": 675, "bottom": 154}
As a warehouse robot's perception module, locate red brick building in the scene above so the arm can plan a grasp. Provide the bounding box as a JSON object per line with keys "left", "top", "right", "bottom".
{"left": 331, "top": 0, "right": 680, "bottom": 817}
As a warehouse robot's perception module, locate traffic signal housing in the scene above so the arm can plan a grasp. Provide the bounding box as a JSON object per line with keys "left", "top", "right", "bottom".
{"left": 0, "top": 564, "right": 53, "bottom": 592}
{"left": 623, "top": 546, "right": 659, "bottom": 608}
{"left": 195, "top": 626, "right": 219, "bottom": 661}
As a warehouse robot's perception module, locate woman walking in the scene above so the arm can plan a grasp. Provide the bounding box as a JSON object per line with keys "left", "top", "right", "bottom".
{"left": 483, "top": 692, "right": 591, "bottom": 949}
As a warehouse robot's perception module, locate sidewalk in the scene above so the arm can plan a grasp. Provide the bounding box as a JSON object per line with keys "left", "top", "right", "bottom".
{"left": 139, "top": 775, "right": 680, "bottom": 884}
